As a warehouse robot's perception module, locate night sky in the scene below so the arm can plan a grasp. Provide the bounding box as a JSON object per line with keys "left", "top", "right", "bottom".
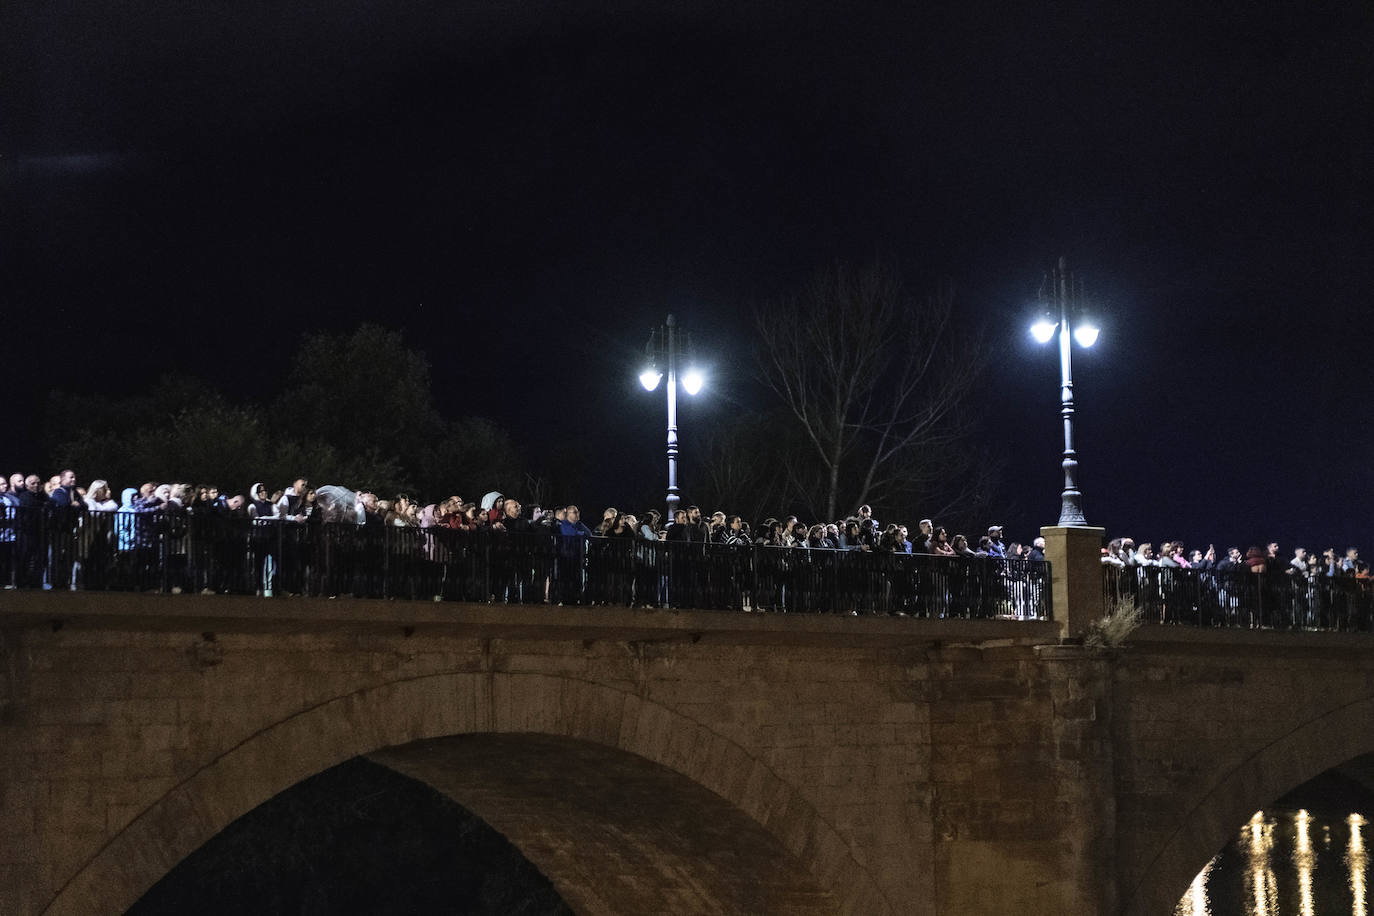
{"left": 4, "top": 0, "right": 1373, "bottom": 552}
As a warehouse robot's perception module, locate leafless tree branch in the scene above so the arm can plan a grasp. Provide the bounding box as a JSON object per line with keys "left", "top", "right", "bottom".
{"left": 753, "top": 260, "right": 989, "bottom": 521}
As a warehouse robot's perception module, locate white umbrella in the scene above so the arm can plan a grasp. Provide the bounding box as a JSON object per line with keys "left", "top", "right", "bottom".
{"left": 314, "top": 485, "right": 360, "bottom": 524}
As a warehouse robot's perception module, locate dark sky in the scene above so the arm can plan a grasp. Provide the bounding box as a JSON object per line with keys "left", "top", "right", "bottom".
{"left": 3, "top": 0, "right": 1373, "bottom": 551}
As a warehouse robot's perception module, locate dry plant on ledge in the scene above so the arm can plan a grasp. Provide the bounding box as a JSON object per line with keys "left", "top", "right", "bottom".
{"left": 1082, "top": 598, "right": 1142, "bottom": 649}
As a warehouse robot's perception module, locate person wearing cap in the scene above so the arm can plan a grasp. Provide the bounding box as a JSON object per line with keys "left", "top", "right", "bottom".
{"left": 985, "top": 525, "right": 1007, "bottom": 558}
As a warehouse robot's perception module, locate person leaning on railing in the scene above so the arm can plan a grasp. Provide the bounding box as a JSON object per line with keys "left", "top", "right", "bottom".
{"left": 638, "top": 510, "right": 661, "bottom": 542}
{"left": 663, "top": 509, "right": 691, "bottom": 542}
{"left": 0, "top": 477, "right": 16, "bottom": 587}
{"left": 1, "top": 463, "right": 1063, "bottom": 597}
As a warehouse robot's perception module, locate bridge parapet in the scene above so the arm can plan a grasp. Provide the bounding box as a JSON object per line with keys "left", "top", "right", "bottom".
{"left": 0, "top": 507, "right": 1050, "bottom": 620}
{"left": 1103, "top": 560, "right": 1374, "bottom": 631}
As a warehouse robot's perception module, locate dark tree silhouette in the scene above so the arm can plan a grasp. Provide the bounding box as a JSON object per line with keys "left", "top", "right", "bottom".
{"left": 752, "top": 260, "right": 992, "bottom": 523}
{"left": 43, "top": 325, "right": 525, "bottom": 502}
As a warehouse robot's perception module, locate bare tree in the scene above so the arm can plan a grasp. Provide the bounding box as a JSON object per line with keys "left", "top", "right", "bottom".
{"left": 754, "top": 260, "right": 987, "bottom": 521}
{"left": 694, "top": 410, "right": 792, "bottom": 525}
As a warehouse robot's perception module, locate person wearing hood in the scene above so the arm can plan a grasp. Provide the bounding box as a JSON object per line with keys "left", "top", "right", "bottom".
{"left": 124, "top": 483, "right": 165, "bottom": 587}
{"left": 481, "top": 491, "right": 504, "bottom": 525}
{"left": 247, "top": 483, "right": 278, "bottom": 597}
{"left": 114, "top": 488, "right": 139, "bottom": 557}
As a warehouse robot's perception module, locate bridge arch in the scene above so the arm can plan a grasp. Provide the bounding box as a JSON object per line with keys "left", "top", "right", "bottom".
{"left": 42, "top": 671, "right": 887, "bottom": 916}
{"left": 1122, "top": 690, "right": 1374, "bottom": 916}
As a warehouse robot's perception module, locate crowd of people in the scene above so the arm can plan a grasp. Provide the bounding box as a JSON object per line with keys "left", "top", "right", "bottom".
{"left": 1100, "top": 536, "right": 1374, "bottom": 630}
{"left": 0, "top": 469, "right": 1041, "bottom": 558}
{"left": 1101, "top": 537, "right": 1370, "bottom": 580}
{"left": 2, "top": 472, "right": 1049, "bottom": 615}
{"left": 13, "top": 465, "right": 1374, "bottom": 635}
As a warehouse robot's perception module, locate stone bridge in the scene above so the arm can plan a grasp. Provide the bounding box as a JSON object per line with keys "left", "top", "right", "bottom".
{"left": 6, "top": 574, "right": 1374, "bottom": 915}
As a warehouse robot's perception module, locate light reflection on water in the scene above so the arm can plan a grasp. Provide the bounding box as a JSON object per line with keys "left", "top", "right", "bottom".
{"left": 1248, "top": 810, "right": 1278, "bottom": 916}
{"left": 1295, "top": 809, "right": 1313, "bottom": 916}
{"left": 1178, "top": 859, "right": 1214, "bottom": 916}
{"left": 1350, "top": 814, "right": 1367, "bottom": 916}
{"left": 1176, "top": 809, "right": 1369, "bottom": 916}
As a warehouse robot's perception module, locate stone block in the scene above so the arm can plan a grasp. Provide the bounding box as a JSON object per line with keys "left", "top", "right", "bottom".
{"left": 1055, "top": 696, "right": 1099, "bottom": 721}
{"left": 33, "top": 700, "right": 106, "bottom": 726}
{"left": 44, "top": 795, "right": 105, "bottom": 837}
{"left": 0, "top": 782, "right": 38, "bottom": 839}
{"left": 101, "top": 749, "right": 176, "bottom": 780}
{"left": 136, "top": 725, "right": 179, "bottom": 753}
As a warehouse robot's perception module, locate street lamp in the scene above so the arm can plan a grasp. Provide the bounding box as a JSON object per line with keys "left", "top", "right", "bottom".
{"left": 640, "top": 314, "right": 705, "bottom": 520}
{"left": 1029, "top": 256, "right": 1099, "bottom": 527}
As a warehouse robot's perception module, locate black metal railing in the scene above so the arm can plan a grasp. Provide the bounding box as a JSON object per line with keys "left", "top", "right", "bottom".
{"left": 1103, "top": 564, "right": 1374, "bottom": 631}
{"left": 0, "top": 506, "right": 1050, "bottom": 619}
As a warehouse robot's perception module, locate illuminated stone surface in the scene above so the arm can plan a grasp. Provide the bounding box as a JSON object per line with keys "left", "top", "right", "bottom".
{"left": 3, "top": 592, "right": 1374, "bottom": 915}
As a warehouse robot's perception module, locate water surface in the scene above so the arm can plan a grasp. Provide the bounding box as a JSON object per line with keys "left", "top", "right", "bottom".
{"left": 1177, "top": 809, "right": 1368, "bottom": 916}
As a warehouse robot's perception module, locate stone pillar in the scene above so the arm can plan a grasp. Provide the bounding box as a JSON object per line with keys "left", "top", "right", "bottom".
{"left": 1041, "top": 525, "right": 1106, "bottom": 641}
{"left": 1036, "top": 644, "right": 1118, "bottom": 915}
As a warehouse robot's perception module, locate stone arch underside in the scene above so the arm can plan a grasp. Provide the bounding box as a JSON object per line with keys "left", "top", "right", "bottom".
{"left": 43, "top": 672, "right": 886, "bottom": 916}
{"left": 370, "top": 734, "right": 836, "bottom": 915}
{"left": 1122, "top": 691, "right": 1374, "bottom": 916}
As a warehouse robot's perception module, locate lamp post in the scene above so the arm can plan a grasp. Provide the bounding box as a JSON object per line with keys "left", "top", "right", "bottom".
{"left": 1029, "top": 257, "right": 1099, "bottom": 527}
{"left": 639, "top": 314, "right": 704, "bottom": 521}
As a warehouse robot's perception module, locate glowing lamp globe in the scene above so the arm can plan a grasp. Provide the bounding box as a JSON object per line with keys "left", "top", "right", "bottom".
{"left": 1030, "top": 319, "right": 1058, "bottom": 344}
{"left": 681, "top": 368, "right": 705, "bottom": 395}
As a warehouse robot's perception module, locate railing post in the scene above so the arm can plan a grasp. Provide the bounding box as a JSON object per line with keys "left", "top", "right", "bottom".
{"left": 483, "top": 535, "right": 491, "bottom": 603}
{"left": 1042, "top": 525, "right": 1106, "bottom": 640}
{"left": 276, "top": 518, "right": 284, "bottom": 598}
{"left": 159, "top": 511, "right": 169, "bottom": 594}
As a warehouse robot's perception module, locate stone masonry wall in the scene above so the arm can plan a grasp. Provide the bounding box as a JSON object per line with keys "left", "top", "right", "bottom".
{"left": 0, "top": 596, "right": 1112, "bottom": 916}
{"left": 1114, "top": 628, "right": 1374, "bottom": 916}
